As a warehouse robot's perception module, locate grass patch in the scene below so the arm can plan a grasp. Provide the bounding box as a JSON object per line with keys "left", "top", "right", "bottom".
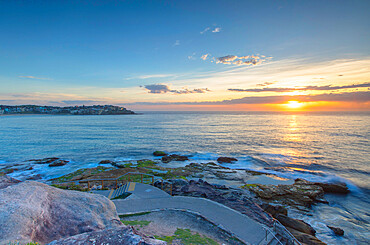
{"left": 53, "top": 166, "right": 114, "bottom": 183}
{"left": 155, "top": 228, "right": 218, "bottom": 245}
{"left": 240, "top": 184, "right": 257, "bottom": 189}
{"left": 121, "top": 220, "right": 151, "bottom": 227}
{"left": 137, "top": 160, "right": 157, "bottom": 168}
{"left": 119, "top": 212, "right": 151, "bottom": 218}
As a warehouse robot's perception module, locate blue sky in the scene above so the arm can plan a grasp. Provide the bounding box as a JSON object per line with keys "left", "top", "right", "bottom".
{"left": 0, "top": 0, "right": 369, "bottom": 110}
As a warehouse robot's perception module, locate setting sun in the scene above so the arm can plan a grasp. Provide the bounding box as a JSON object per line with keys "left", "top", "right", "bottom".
{"left": 286, "top": 101, "right": 303, "bottom": 109}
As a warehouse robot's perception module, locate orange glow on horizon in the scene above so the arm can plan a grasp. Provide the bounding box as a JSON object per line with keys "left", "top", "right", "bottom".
{"left": 128, "top": 101, "right": 369, "bottom": 111}
{"left": 286, "top": 101, "right": 303, "bottom": 109}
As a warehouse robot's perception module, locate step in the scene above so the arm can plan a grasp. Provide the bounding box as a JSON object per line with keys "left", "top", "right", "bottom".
{"left": 109, "top": 183, "right": 128, "bottom": 199}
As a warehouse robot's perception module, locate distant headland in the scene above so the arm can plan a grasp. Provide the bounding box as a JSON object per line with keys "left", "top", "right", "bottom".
{"left": 0, "top": 105, "right": 135, "bottom": 115}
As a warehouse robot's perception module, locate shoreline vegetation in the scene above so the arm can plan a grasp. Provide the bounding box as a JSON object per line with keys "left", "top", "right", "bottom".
{"left": 0, "top": 151, "right": 350, "bottom": 245}
{"left": 0, "top": 105, "right": 135, "bottom": 115}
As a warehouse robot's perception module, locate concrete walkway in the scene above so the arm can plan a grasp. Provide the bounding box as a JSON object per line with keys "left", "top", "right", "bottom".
{"left": 111, "top": 183, "right": 268, "bottom": 244}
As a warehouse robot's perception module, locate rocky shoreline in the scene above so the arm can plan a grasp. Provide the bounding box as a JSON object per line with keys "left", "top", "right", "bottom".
{"left": 0, "top": 152, "right": 350, "bottom": 244}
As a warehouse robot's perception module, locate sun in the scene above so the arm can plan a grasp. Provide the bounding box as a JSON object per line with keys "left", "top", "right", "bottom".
{"left": 286, "top": 101, "right": 303, "bottom": 109}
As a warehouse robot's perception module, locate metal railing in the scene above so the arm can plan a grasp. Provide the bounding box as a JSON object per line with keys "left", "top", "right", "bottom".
{"left": 257, "top": 226, "right": 284, "bottom": 245}
{"left": 272, "top": 219, "right": 302, "bottom": 245}
{"left": 55, "top": 172, "right": 173, "bottom": 195}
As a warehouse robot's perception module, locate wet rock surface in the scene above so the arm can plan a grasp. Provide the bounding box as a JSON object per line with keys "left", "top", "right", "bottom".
{"left": 49, "top": 159, "right": 69, "bottom": 167}
{"left": 217, "top": 157, "right": 238, "bottom": 163}
{"left": 153, "top": 151, "right": 167, "bottom": 156}
{"left": 99, "top": 160, "right": 116, "bottom": 164}
{"left": 0, "top": 174, "right": 21, "bottom": 189}
{"left": 161, "top": 154, "right": 189, "bottom": 163}
{"left": 327, "top": 225, "right": 344, "bottom": 236}
{"left": 276, "top": 214, "right": 316, "bottom": 236}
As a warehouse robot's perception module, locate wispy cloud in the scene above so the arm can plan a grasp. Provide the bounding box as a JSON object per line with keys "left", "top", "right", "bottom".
{"left": 143, "top": 84, "right": 210, "bottom": 94}
{"left": 200, "top": 27, "right": 210, "bottom": 34}
{"left": 217, "top": 55, "right": 268, "bottom": 66}
{"left": 228, "top": 82, "right": 370, "bottom": 92}
{"left": 18, "top": 75, "right": 51, "bottom": 80}
{"left": 200, "top": 26, "right": 221, "bottom": 34}
{"left": 257, "top": 82, "right": 276, "bottom": 87}
{"left": 173, "top": 40, "right": 180, "bottom": 46}
{"left": 188, "top": 52, "right": 196, "bottom": 60}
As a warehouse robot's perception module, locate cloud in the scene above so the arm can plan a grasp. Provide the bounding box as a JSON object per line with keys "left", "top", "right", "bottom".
{"left": 19, "top": 75, "right": 50, "bottom": 80}
{"left": 200, "top": 27, "right": 210, "bottom": 34}
{"left": 144, "top": 84, "right": 210, "bottom": 95}
{"left": 144, "top": 84, "right": 171, "bottom": 94}
{"left": 228, "top": 82, "right": 370, "bottom": 92}
{"left": 212, "top": 27, "right": 221, "bottom": 33}
{"left": 257, "top": 82, "right": 276, "bottom": 87}
{"left": 188, "top": 52, "right": 196, "bottom": 60}
{"left": 201, "top": 54, "right": 209, "bottom": 60}
{"left": 173, "top": 40, "right": 180, "bottom": 46}
{"left": 200, "top": 26, "right": 221, "bottom": 34}
{"left": 131, "top": 91, "right": 370, "bottom": 105}
{"left": 216, "top": 55, "right": 267, "bottom": 66}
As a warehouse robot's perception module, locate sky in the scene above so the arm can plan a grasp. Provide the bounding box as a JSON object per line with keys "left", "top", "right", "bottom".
{"left": 0, "top": 0, "right": 369, "bottom": 111}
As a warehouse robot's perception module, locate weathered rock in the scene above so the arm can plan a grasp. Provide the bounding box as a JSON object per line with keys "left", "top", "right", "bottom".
{"left": 153, "top": 151, "right": 167, "bottom": 156}
{"left": 161, "top": 154, "right": 189, "bottom": 163}
{"left": 217, "top": 157, "right": 238, "bottom": 163}
{"left": 28, "top": 157, "right": 60, "bottom": 164}
{"left": 49, "top": 160, "right": 69, "bottom": 167}
{"left": 314, "top": 182, "right": 349, "bottom": 194}
{"left": 286, "top": 227, "right": 326, "bottom": 245}
{"left": 0, "top": 181, "right": 122, "bottom": 244}
{"left": 260, "top": 203, "right": 288, "bottom": 218}
{"left": 26, "top": 174, "right": 42, "bottom": 180}
{"left": 248, "top": 179, "right": 325, "bottom": 207}
{"left": 47, "top": 226, "right": 166, "bottom": 245}
{"left": 276, "top": 214, "right": 316, "bottom": 236}
{"left": 0, "top": 174, "right": 21, "bottom": 189}
{"left": 327, "top": 225, "right": 344, "bottom": 236}
{"left": 99, "top": 160, "right": 115, "bottom": 164}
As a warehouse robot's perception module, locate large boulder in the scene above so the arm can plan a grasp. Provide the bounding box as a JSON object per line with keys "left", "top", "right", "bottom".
{"left": 314, "top": 182, "right": 349, "bottom": 194}
{"left": 49, "top": 160, "right": 69, "bottom": 167}
{"left": 48, "top": 227, "right": 166, "bottom": 245}
{"left": 327, "top": 225, "right": 344, "bottom": 236}
{"left": 153, "top": 151, "right": 167, "bottom": 156}
{"left": 0, "top": 181, "right": 122, "bottom": 244}
{"left": 276, "top": 214, "right": 316, "bottom": 236}
{"left": 248, "top": 179, "right": 325, "bottom": 207}
{"left": 161, "top": 154, "right": 189, "bottom": 163}
{"left": 260, "top": 203, "right": 288, "bottom": 218}
{"left": 286, "top": 227, "right": 326, "bottom": 245}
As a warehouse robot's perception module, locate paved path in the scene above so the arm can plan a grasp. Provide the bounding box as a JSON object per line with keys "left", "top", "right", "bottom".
{"left": 112, "top": 183, "right": 267, "bottom": 244}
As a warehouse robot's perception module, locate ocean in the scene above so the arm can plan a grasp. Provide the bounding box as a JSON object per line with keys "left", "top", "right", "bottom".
{"left": 0, "top": 111, "right": 369, "bottom": 244}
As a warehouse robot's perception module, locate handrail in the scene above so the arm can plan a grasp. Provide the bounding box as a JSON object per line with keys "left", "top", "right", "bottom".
{"left": 272, "top": 219, "right": 302, "bottom": 245}
{"left": 257, "top": 226, "right": 284, "bottom": 245}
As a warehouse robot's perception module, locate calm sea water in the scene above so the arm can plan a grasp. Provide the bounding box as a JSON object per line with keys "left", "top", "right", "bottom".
{"left": 0, "top": 111, "right": 369, "bottom": 244}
